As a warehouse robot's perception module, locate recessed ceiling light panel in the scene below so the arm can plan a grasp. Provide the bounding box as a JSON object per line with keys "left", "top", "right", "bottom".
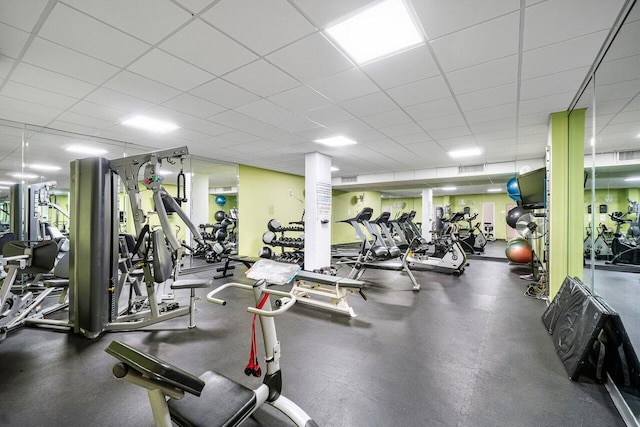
{"left": 9, "top": 172, "right": 39, "bottom": 179}
{"left": 487, "top": 188, "right": 502, "bottom": 193}
{"left": 29, "top": 164, "right": 62, "bottom": 171}
{"left": 314, "top": 136, "right": 358, "bottom": 147}
{"left": 448, "top": 148, "right": 482, "bottom": 158}
{"left": 66, "top": 145, "right": 108, "bottom": 155}
{"left": 122, "top": 115, "right": 179, "bottom": 133}
{"left": 331, "top": 166, "right": 340, "bottom": 172}
{"left": 441, "top": 186, "right": 457, "bottom": 191}
{"left": 326, "top": 0, "right": 423, "bottom": 64}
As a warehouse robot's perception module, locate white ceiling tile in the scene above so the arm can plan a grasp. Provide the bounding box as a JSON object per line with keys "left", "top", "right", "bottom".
{"left": 418, "top": 113, "right": 468, "bottom": 132}
{"left": 430, "top": 12, "right": 519, "bottom": 72}
{"left": 104, "top": 71, "right": 181, "bottom": 104}
{"left": 174, "top": 0, "right": 212, "bottom": 14}
{"left": 160, "top": 19, "right": 257, "bottom": 76}
{"left": 224, "top": 60, "right": 300, "bottom": 98}
{"left": 604, "top": 20, "right": 640, "bottom": 62}
{"left": 270, "top": 113, "right": 321, "bottom": 132}
{"left": 45, "top": 120, "right": 101, "bottom": 137}
{"left": 269, "top": 86, "right": 332, "bottom": 111}
{"left": 447, "top": 55, "right": 518, "bottom": 95}
{"left": 308, "top": 68, "right": 378, "bottom": 103}
{"left": 387, "top": 75, "right": 451, "bottom": 107}
{"left": 518, "top": 113, "right": 548, "bottom": 127}
{"left": 327, "top": 118, "right": 371, "bottom": 134}
{"left": 0, "top": 21, "right": 30, "bottom": 59}
{"left": 593, "top": 80, "right": 640, "bottom": 104}
{"left": 69, "top": 100, "right": 128, "bottom": 122}
{"left": 0, "top": 105, "right": 52, "bottom": 126}
{"left": 84, "top": 88, "right": 154, "bottom": 115}
{"left": 469, "top": 117, "right": 516, "bottom": 133}
{"left": 405, "top": 97, "right": 459, "bottom": 121}
{"left": 10, "top": 62, "right": 97, "bottom": 98}
{"left": 22, "top": 37, "right": 119, "bottom": 85}
{"left": 518, "top": 123, "right": 548, "bottom": 136}
{"left": 474, "top": 128, "right": 516, "bottom": 142}
{"left": 518, "top": 91, "right": 574, "bottom": 115}
{"left": 379, "top": 122, "right": 423, "bottom": 138}
{"left": 362, "top": 45, "right": 439, "bottom": 89}
{"left": 63, "top": 0, "right": 192, "bottom": 44}
{"left": 464, "top": 103, "right": 516, "bottom": 124}
{"left": 162, "top": 93, "right": 226, "bottom": 118}
{"left": 0, "top": 0, "right": 49, "bottom": 32}
{"left": 221, "top": 130, "right": 261, "bottom": 144}
{"left": 457, "top": 83, "right": 517, "bottom": 112}
{"left": 209, "top": 110, "right": 264, "bottom": 129}
{"left": 267, "top": 33, "right": 353, "bottom": 83}
{"left": 291, "top": 0, "right": 376, "bottom": 28}
{"left": 2, "top": 81, "right": 78, "bottom": 110}
{"left": 429, "top": 125, "right": 472, "bottom": 140}
{"left": 362, "top": 109, "right": 411, "bottom": 128}
{"left": 189, "top": 79, "right": 259, "bottom": 109}
{"left": 0, "top": 95, "right": 63, "bottom": 118}
{"left": 55, "top": 111, "right": 117, "bottom": 130}
{"left": 244, "top": 122, "right": 289, "bottom": 139}
{"left": 170, "top": 127, "right": 215, "bottom": 143}
{"left": 202, "top": 0, "right": 316, "bottom": 55}
{"left": 235, "top": 99, "right": 291, "bottom": 123}
{"left": 340, "top": 91, "right": 397, "bottom": 117}
{"left": 351, "top": 129, "right": 387, "bottom": 143}
{"left": 414, "top": 0, "right": 519, "bottom": 40}
{"left": 183, "top": 119, "right": 233, "bottom": 136}
{"left": 128, "top": 49, "right": 215, "bottom": 91}
{"left": 521, "top": 31, "right": 607, "bottom": 79}
{"left": 524, "top": 0, "right": 625, "bottom": 51}
{"left": 520, "top": 67, "right": 589, "bottom": 100}
{"left": 596, "top": 55, "right": 640, "bottom": 86}
{"left": 303, "top": 105, "right": 355, "bottom": 126}
{"left": 38, "top": 3, "right": 150, "bottom": 67}
{"left": 0, "top": 55, "right": 14, "bottom": 78}
{"left": 393, "top": 132, "right": 432, "bottom": 145}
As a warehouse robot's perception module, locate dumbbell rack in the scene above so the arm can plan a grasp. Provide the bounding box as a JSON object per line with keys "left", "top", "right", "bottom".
{"left": 262, "top": 219, "right": 305, "bottom": 266}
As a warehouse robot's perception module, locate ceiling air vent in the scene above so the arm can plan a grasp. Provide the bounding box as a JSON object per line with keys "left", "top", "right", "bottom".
{"left": 341, "top": 176, "right": 358, "bottom": 183}
{"left": 617, "top": 150, "right": 640, "bottom": 162}
{"left": 223, "top": 187, "right": 232, "bottom": 192}
{"left": 458, "top": 164, "right": 485, "bottom": 174}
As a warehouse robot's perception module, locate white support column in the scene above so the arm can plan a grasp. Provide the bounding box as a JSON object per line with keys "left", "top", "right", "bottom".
{"left": 421, "top": 189, "right": 433, "bottom": 243}
{"left": 188, "top": 173, "right": 209, "bottom": 247}
{"left": 304, "top": 152, "right": 332, "bottom": 270}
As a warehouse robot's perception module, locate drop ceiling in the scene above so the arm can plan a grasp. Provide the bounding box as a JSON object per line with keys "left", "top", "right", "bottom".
{"left": 0, "top": 0, "right": 637, "bottom": 195}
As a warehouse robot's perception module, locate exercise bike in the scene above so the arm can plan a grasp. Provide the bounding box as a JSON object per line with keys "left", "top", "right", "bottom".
{"left": 106, "top": 259, "right": 317, "bottom": 427}
{"left": 606, "top": 212, "right": 640, "bottom": 265}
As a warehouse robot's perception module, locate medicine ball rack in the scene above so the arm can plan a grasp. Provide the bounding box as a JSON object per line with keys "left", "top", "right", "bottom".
{"left": 260, "top": 218, "right": 305, "bottom": 266}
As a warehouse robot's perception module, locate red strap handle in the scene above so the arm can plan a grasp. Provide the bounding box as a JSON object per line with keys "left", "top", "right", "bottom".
{"left": 245, "top": 294, "right": 270, "bottom": 377}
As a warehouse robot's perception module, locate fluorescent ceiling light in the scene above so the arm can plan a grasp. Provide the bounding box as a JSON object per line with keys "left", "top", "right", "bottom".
{"left": 0, "top": 181, "right": 16, "bottom": 185}
{"left": 326, "top": 0, "right": 423, "bottom": 64}
{"left": 624, "top": 176, "right": 640, "bottom": 182}
{"left": 122, "top": 115, "right": 179, "bottom": 133}
{"left": 487, "top": 188, "right": 502, "bottom": 193}
{"left": 157, "top": 170, "right": 174, "bottom": 176}
{"left": 314, "top": 136, "right": 358, "bottom": 147}
{"left": 331, "top": 166, "right": 340, "bottom": 172}
{"left": 9, "top": 172, "right": 39, "bottom": 179}
{"left": 0, "top": 186, "right": 9, "bottom": 189}
{"left": 441, "top": 186, "right": 457, "bottom": 191}
{"left": 448, "top": 148, "right": 482, "bottom": 158}
{"left": 28, "top": 163, "right": 62, "bottom": 171}
{"left": 66, "top": 145, "right": 108, "bottom": 155}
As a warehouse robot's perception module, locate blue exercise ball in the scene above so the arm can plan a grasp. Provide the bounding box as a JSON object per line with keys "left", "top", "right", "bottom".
{"left": 215, "top": 195, "right": 227, "bottom": 206}
{"left": 506, "top": 177, "right": 520, "bottom": 201}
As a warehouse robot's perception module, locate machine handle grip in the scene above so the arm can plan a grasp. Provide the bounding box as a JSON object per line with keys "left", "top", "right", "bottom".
{"left": 206, "top": 282, "right": 296, "bottom": 316}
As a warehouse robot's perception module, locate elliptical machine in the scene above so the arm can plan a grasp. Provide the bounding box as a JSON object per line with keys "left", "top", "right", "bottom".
{"left": 583, "top": 223, "right": 613, "bottom": 260}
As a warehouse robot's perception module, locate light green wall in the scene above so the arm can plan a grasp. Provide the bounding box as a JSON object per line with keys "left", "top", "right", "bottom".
{"left": 209, "top": 194, "right": 237, "bottom": 223}
{"left": 332, "top": 190, "right": 382, "bottom": 244}
{"left": 237, "top": 165, "right": 304, "bottom": 257}
{"left": 381, "top": 197, "right": 422, "bottom": 220}
{"left": 583, "top": 188, "right": 629, "bottom": 236}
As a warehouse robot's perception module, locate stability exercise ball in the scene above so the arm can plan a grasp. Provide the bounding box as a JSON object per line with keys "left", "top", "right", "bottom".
{"left": 215, "top": 195, "right": 227, "bottom": 206}
{"left": 506, "top": 177, "right": 520, "bottom": 201}
{"left": 506, "top": 206, "right": 527, "bottom": 229}
{"left": 505, "top": 239, "right": 532, "bottom": 264}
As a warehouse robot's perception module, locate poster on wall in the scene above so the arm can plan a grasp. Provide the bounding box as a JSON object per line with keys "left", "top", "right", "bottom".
{"left": 316, "top": 182, "right": 331, "bottom": 222}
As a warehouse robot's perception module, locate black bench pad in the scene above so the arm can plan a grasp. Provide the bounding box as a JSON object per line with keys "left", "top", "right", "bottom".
{"left": 168, "top": 370, "right": 256, "bottom": 427}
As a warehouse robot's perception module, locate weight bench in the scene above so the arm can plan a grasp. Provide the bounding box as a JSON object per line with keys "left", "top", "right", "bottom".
{"left": 213, "top": 255, "right": 258, "bottom": 279}
{"left": 106, "top": 340, "right": 258, "bottom": 427}
{"left": 285, "top": 270, "right": 366, "bottom": 318}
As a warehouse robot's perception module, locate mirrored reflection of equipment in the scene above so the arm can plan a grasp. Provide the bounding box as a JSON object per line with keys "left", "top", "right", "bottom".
{"left": 606, "top": 208, "right": 640, "bottom": 266}
{"left": 65, "top": 146, "right": 211, "bottom": 339}
{"left": 105, "top": 259, "right": 318, "bottom": 427}
{"left": 195, "top": 210, "right": 238, "bottom": 263}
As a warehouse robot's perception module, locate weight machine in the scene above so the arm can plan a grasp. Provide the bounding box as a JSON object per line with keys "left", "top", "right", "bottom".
{"left": 69, "top": 146, "right": 210, "bottom": 339}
